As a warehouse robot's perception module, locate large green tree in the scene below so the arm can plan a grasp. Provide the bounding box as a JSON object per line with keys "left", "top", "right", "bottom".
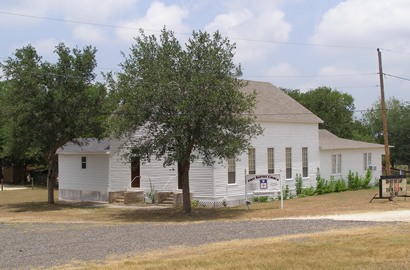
{"left": 107, "top": 29, "right": 262, "bottom": 213}
{"left": 361, "top": 98, "right": 410, "bottom": 168}
{"left": 283, "top": 87, "right": 356, "bottom": 139}
{"left": 1, "top": 44, "right": 108, "bottom": 203}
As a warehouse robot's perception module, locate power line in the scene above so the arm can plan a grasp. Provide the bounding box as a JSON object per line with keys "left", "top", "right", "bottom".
{"left": 0, "top": 10, "right": 376, "bottom": 50}
{"left": 383, "top": 73, "right": 410, "bottom": 82}
{"left": 243, "top": 73, "right": 377, "bottom": 78}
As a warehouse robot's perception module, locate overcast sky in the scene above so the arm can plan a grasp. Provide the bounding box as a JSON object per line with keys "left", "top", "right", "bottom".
{"left": 1, "top": 0, "right": 410, "bottom": 112}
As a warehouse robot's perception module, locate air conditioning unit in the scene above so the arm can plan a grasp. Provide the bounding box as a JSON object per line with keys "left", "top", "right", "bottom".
{"left": 368, "top": 165, "right": 377, "bottom": 171}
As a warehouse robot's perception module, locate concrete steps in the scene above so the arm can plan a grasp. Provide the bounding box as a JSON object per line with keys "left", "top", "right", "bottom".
{"left": 157, "top": 193, "right": 174, "bottom": 207}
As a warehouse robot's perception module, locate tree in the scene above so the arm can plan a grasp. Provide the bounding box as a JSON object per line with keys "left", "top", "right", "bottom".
{"left": 1, "top": 44, "right": 108, "bottom": 203}
{"left": 361, "top": 98, "right": 410, "bottom": 168}
{"left": 107, "top": 29, "right": 262, "bottom": 213}
{"left": 283, "top": 87, "right": 356, "bottom": 139}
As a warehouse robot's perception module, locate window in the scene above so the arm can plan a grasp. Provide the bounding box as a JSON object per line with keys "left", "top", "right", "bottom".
{"left": 81, "top": 156, "right": 86, "bottom": 169}
{"left": 248, "top": 148, "right": 256, "bottom": 174}
{"left": 302, "top": 147, "right": 308, "bottom": 178}
{"left": 285, "top": 147, "right": 292, "bottom": 179}
{"left": 332, "top": 154, "right": 342, "bottom": 174}
{"left": 228, "top": 158, "right": 236, "bottom": 184}
{"left": 267, "top": 148, "right": 274, "bottom": 174}
{"left": 363, "top": 153, "right": 372, "bottom": 170}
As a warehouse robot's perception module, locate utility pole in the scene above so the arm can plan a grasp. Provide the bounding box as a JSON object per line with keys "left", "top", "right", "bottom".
{"left": 377, "top": 48, "right": 393, "bottom": 200}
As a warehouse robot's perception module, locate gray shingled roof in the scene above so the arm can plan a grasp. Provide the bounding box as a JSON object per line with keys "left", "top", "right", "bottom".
{"left": 56, "top": 138, "right": 110, "bottom": 154}
{"left": 241, "top": 81, "right": 323, "bottom": 124}
{"left": 319, "top": 129, "right": 384, "bottom": 150}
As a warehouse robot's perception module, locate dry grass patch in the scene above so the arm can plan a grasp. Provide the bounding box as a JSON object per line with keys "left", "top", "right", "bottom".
{"left": 54, "top": 223, "right": 410, "bottom": 270}
{"left": 1, "top": 187, "right": 409, "bottom": 223}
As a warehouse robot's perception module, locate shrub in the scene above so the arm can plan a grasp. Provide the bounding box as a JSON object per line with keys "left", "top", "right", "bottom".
{"left": 334, "top": 179, "right": 347, "bottom": 192}
{"left": 316, "top": 169, "right": 326, "bottom": 195}
{"left": 295, "top": 174, "right": 303, "bottom": 195}
{"left": 360, "top": 169, "right": 372, "bottom": 189}
{"left": 258, "top": 196, "right": 268, "bottom": 202}
{"left": 301, "top": 187, "right": 316, "bottom": 197}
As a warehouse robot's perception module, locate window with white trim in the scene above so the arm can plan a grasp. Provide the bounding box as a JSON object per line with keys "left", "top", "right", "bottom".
{"left": 228, "top": 158, "right": 236, "bottom": 184}
{"left": 363, "top": 152, "right": 372, "bottom": 170}
{"left": 285, "top": 147, "right": 292, "bottom": 179}
{"left": 332, "top": 154, "right": 342, "bottom": 174}
{"left": 302, "top": 147, "right": 308, "bottom": 178}
{"left": 81, "top": 156, "right": 87, "bottom": 169}
{"left": 248, "top": 148, "right": 256, "bottom": 175}
{"left": 267, "top": 148, "right": 274, "bottom": 174}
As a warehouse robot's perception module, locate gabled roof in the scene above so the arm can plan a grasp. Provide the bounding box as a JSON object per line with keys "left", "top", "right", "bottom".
{"left": 56, "top": 138, "right": 110, "bottom": 154}
{"left": 319, "top": 129, "right": 385, "bottom": 150}
{"left": 240, "top": 81, "right": 323, "bottom": 124}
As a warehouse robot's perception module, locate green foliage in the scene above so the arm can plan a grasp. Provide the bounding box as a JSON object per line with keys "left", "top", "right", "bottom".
{"left": 191, "top": 199, "right": 199, "bottom": 208}
{"left": 300, "top": 187, "right": 316, "bottom": 197}
{"left": 284, "top": 185, "right": 290, "bottom": 199}
{"left": 315, "top": 169, "right": 326, "bottom": 195}
{"left": 334, "top": 179, "right": 348, "bottom": 192}
{"left": 295, "top": 174, "right": 303, "bottom": 195}
{"left": 347, "top": 170, "right": 371, "bottom": 190}
{"left": 283, "top": 86, "right": 356, "bottom": 139}
{"left": 360, "top": 98, "right": 410, "bottom": 167}
{"left": 252, "top": 196, "right": 268, "bottom": 203}
{"left": 107, "top": 29, "right": 262, "bottom": 213}
{"left": 0, "top": 44, "right": 109, "bottom": 203}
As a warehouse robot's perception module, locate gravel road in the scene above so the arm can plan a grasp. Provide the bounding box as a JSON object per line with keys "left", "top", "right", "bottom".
{"left": 0, "top": 219, "right": 386, "bottom": 269}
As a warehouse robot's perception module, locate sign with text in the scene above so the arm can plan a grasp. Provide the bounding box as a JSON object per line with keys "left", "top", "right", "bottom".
{"left": 247, "top": 174, "right": 281, "bottom": 193}
{"left": 379, "top": 175, "right": 407, "bottom": 197}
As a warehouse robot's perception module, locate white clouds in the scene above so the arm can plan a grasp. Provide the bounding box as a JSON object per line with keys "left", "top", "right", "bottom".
{"left": 115, "top": 1, "right": 190, "bottom": 45}
{"left": 205, "top": 5, "right": 291, "bottom": 64}
{"left": 311, "top": 0, "right": 410, "bottom": 48}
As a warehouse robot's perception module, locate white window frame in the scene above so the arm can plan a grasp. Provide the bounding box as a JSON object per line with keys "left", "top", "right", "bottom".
{"left": 81, "top": 156, "right": 87, "bottom": 169}
{"left": 363, "top": 152, "right": 372, "bottom": 171}
{"left": 267, "top": 148, "right": 274, "bottom": 174}
{"left": 228, "top": 158, "right": 236, "bottom": 184}
{"left": 332, "top": 154, "right": 342, "bottom": 174}
{"left": 285, "top": 147, "right": 292, "bottom": 179}
{"left": 248, "top": 148, "right": 256, "bottom": 175}
{"left": 302, "top": 147, "right": 308, "bottom": 178}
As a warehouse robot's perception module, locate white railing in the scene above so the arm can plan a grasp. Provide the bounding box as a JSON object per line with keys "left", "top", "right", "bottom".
{"left": 127, "top": 175, "right": 141, "bottom": 189}
{"left": 162, "top": 176, "right": 176, "bottom": 191}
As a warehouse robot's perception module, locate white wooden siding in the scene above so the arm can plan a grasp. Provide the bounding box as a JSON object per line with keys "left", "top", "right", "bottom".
{"left": 320, "top": 148, "right": 384, "bottom": 183}
{"left": 212, "top": 122, "right": 320, "bottom": 198}
{"left": 189, "top": 159, "right": 214, "bottom": 197}
{"left": 108, "top": 139, "right": 131, "bottom": 191}
{"left": 58, "top": 154, "right": 109, "bottom": 192}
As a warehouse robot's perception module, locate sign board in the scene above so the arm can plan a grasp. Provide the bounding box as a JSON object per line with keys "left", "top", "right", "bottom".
{"left": 379, "top": 175, "right": 407, "bottom": 198}
{"left": 247, "top": 174, "right": 281, "bottom": 193}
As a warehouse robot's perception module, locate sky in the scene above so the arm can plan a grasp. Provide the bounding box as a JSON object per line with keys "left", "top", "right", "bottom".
{"left": 1, "top": 0, "right": 410, "bottom": 113}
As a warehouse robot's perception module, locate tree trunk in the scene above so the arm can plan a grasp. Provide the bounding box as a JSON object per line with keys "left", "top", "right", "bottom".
{"left": 47, "top": 153, "right": 58, "bottom": 204}
{"left": 178, "top": 160, "right": 192, "bottom": 213}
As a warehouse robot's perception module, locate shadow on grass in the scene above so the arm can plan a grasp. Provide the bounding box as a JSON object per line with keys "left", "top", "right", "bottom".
{"left": 107, "top": 207, "right": 257, "bottom": 223}
{"left": 1, "top": 200, "right": 263, "bottom": 223}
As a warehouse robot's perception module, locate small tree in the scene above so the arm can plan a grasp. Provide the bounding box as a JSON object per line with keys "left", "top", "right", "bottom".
{"left": 107, "top": 29, "right": 262, "bottom": 213}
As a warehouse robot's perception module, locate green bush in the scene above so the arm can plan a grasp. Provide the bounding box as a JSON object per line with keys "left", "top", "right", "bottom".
{"left": 252, "top": 196, "right": 268, "bottom": 203}
{"left": 361, "top": 169, "right": 372, "bottom": 189}
{"left": 301, "top": 187, "right": 316, "bottom": 197}
{"left": 295, "top": 174, "right": 303, "bottom": 195}
{"left": 316, "top": 169, "right": 326, "bottom": 195}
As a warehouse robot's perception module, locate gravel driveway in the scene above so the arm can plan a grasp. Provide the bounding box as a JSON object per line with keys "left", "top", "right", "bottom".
{"left": 0, "top": 218, "right": 387, "bottom": 269}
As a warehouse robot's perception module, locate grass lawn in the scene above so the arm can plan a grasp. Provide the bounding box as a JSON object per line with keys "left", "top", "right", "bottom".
{"left": 55, "top": 224, "right": 410, "bottom": 270}
{"left": 0, "top": 187, "right": 409, "bottom": 223}
{"left": 1, "top": 187, "right": 410, "bottom": 269}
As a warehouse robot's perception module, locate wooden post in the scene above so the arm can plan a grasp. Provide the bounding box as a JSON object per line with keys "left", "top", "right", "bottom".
{"left": 377, "top": 48, "right": 393, "bottom": 200}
